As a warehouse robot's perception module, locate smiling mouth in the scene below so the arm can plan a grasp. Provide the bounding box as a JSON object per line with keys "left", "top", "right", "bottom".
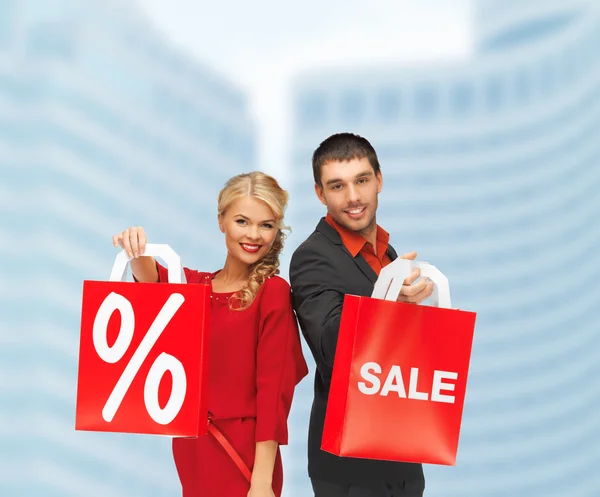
{"left": 344, "top": 206, "right": 366, "bottom": 217}
{"left": 241, "top": 243, "right": 261, "bottom": 253}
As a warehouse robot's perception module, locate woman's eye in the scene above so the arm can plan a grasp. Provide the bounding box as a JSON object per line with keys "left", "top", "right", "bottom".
{"left": 236, "top": 219, "right": 246, "bottom": 225}
{"left": 263, "top": 223, "right": 274, "bottom": 229}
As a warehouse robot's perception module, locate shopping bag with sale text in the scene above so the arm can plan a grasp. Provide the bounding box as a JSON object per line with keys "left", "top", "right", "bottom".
{"left": 322, "top": 259, "right": 476, "bottom": 465}
{"left": 75, "top": 244, "right": 211, "bottom": 437}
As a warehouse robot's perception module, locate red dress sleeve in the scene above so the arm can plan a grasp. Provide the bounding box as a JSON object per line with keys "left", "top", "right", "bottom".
{"left": 255, "top": 277, "right": 309, "bottom": 445}
{"left": 154, "top": 261, "right": 204, "bottom": 284}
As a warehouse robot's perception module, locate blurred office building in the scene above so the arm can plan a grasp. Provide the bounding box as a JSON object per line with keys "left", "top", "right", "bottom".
{"left": 0, "top": 0, "right": 255, "bottom": 496}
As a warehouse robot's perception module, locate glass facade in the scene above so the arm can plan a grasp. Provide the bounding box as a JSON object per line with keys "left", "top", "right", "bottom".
{"left": 0, "top": 1, "right": 255, "bottom": 496}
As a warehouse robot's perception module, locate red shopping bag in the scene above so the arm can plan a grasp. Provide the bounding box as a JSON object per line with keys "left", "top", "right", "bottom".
{"left": 75, "top": 244, "right": 211, "bottom": 437}
{"left": 322, "top": 260, "right": 476, "bottom": 465}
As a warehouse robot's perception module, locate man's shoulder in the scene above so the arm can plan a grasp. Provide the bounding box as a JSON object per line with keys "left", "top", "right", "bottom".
{"left": 291, "top": 229, "right": 337, "bottom": 263}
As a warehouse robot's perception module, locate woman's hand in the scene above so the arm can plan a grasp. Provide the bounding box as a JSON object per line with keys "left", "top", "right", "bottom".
{"left": 112, "top": 226, "right": 158, "bottom": 282}
{"left": 248, "top": 441, "right": 277, "bottom": 497}
{"left": 112, "top": 226, "right": 147, "bottom": 258}
{"left": 247, "top": 481, "right": 275, "bottom": 497}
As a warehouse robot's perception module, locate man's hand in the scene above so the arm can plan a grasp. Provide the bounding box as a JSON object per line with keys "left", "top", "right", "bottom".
{"left": 397, "top": 252, "right": 434, "bottom": 304}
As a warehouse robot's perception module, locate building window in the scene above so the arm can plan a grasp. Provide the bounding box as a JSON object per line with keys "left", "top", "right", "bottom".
{"left": 195, "top": 112, "right": 215, "bottom": 142}
{"left": 21, "top": 0, "right": 74, "bottom": 27}
{"left": 340, "top": 90, "right": 365, "bottom": 123}
{"left": 572, "top": 44, "right": 584, "bottom": 81}
{"left": 152, "top": 86, "right": 174, "bottom": 117}
{"left": 26, "top": 24, "right": 75, "bottom": 59}
{"left": 561, "top": 46, "right": 577, "bottom": 86}
{"left": 482, "top": 10, "right": 581, "bottom": 52}
{"left": 450, "top": 82, "right": 473, "bottom": 116}
{"left": 216, "top": 125, "right": 240, "bottom": 158}
{"left": 80, "top": 45, "right": 150, "bottom": 107}
{"left": 237, "top": 134, "right": 255, "bottom": 164}
{"left": 485, "top": 76, "right": 504, "bottom": 112}
{"left": 376, "top": 90, "right": 401, "bottom": 122}
{"left": 0, "top": 72, "right": 18, "bottom": 99}
{"left": 297, "top": 92, "right": 327, "bottom": 128}
{"left": 514, "top": 68, "right": 531, "bottom": 104}
{"left": 0, "top": 0, "right": 15, "bottom": 47}
{"left": 414, "top": 85, "right": 438, "bottom": 119}
{"left": 540, "top": 57, "right": 557, "bottom": 95}
{"left": 583, "top": 33, "right": 594, "bottom": 74}
{"left": 596, "top": 22, "right": 600, "bottom": 66}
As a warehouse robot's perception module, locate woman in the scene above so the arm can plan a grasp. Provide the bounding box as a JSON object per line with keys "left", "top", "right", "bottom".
{"left": 112, "top": 172, "right": 309, "bottom": 497}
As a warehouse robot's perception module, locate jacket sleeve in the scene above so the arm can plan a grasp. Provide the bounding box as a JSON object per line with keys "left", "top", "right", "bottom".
{"left": 255, "top": 277, "right": 309, "bottom": 444}
{"left": 289, "top": 243, "right": 345, "bottom": 377}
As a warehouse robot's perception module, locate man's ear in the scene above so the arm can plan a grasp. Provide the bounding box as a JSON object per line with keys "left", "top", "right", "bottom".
{"left": 376, "top": 170, "right": 383, "bottom": 194}
{"left": 314, "top": 182, "right": 327, "bottom": 206}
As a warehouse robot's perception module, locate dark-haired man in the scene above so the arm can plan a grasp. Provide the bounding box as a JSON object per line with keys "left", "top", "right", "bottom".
{"left": 290, "top": 133, "right": 434, "bottom": 497}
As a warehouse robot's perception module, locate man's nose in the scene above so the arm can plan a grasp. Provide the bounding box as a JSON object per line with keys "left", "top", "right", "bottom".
{"left": 347, "top": 184, "right": 360, "bottom": 203}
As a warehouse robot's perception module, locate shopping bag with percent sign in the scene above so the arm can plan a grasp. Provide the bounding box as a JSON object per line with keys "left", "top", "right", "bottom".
{"left": 322, "top": 258, "right": 477, "bottom": 465}
{"left": 75, "top": 244, "right": 211, "bottom": 437}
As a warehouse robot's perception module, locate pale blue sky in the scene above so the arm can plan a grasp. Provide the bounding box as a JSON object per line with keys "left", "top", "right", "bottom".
{"left": 138, "top": 0, "right": 473, "bottom": 179}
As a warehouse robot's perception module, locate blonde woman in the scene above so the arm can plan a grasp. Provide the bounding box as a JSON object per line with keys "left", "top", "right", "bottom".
{"left": 113, "top": 172, "right": 308, "bottom": 497}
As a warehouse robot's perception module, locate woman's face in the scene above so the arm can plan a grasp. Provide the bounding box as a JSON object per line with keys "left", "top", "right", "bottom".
{"left": 219, "top": 196, "right": 279, "bottom": 267}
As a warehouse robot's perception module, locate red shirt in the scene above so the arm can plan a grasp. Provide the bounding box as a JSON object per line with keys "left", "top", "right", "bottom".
{"left": 325, "top": 213, "right": 392, "bottom": 275}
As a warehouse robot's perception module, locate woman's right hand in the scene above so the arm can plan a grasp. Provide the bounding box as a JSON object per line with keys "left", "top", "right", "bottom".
{"left": 112, "top": 226, "right": 147, "bottom": 259}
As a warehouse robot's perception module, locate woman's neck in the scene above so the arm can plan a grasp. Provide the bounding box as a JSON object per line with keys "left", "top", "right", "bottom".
{"left": 212, "top": 256, "right": 249, "bottom": 291}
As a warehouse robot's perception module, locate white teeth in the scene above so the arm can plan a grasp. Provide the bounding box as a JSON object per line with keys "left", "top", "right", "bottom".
{"left": 347, "top": 208, "right": 364, "bottom": 214}
{"left": 242, "top": 244, "right": 259, "bottom": 249}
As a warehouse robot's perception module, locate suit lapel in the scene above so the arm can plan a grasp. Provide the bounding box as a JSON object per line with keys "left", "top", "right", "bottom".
{"left": 353, "top": 254, "right": 378, "bottom": 283}
{"left": 316, "top": 218, "right": 379, "bottom": 284}
{"left": 387, "top": 244, "right": 398, "bottom": 261}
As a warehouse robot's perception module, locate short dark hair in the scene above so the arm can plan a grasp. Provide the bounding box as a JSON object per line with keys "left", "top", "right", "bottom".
{"left": 312, "top": 132, "right": 381, "bottom": 186}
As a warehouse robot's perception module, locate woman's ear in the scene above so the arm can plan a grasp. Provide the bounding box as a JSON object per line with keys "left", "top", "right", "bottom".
{"left": 217, "top": 213, "right": 225, "bottom": 233}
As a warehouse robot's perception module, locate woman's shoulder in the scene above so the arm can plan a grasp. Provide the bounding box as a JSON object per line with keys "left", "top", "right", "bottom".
{"left": 258, "top": 274, "right": 291, "bottom": 301}
{"left": 156, "top": 261, "right": 212, "bottom": 284}
{"left": 263, "top": 274, "right": 291, "bottom": 290}
{"left": 182, "top": 267, "right": 214, "bottom": 284}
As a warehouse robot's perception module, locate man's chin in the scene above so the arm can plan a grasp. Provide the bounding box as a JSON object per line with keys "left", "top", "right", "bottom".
{"left": 337, "top": 214, "right": 372, "bottom": 233}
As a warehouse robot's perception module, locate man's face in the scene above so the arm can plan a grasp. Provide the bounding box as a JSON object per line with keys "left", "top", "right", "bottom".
{"left": 315, "top": 157, "right": 382, "bottom": 234}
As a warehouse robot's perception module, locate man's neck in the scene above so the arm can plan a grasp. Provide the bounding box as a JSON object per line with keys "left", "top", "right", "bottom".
{"left": 359, "top": 223, "right": 378, "bottom": 252}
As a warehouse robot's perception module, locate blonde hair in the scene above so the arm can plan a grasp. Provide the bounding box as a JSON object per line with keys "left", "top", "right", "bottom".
{"left": 217, "top": 171, "right": 289, "bottom": 310}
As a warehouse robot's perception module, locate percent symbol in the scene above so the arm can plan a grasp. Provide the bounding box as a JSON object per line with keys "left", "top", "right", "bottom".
{"left": 92, "top": 291, "right": 187, "bottom": 425}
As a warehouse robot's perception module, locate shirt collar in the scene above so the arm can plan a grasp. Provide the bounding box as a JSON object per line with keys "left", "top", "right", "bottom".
{"left": 325, "top": 213, "right": 389, "bottom": 258}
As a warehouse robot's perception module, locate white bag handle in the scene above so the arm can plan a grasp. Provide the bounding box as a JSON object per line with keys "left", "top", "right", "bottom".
{"left": 371, "top": 258, "right": 451, "bottom": 309}
{"left": 109, "top": 243, "right": 186, "bottom": 284}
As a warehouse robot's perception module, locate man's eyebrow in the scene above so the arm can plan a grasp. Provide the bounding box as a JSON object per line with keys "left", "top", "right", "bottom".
{"left": 325, "top": 171, "right": 373, "bottom": 186}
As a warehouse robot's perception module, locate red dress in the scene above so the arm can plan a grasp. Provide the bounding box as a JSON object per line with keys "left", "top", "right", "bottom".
{"left": 155, "top": 263, "right": 308, "bottom": 497}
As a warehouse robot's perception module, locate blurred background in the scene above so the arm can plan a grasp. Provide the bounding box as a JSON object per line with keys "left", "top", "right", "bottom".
{"left": 1, "top": 0, "right": 599, "bottom": 496}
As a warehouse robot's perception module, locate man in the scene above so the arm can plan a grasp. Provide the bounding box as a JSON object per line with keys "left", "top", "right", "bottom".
{"left": 289, "top": 133, "right": 434, "bottom": 497}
